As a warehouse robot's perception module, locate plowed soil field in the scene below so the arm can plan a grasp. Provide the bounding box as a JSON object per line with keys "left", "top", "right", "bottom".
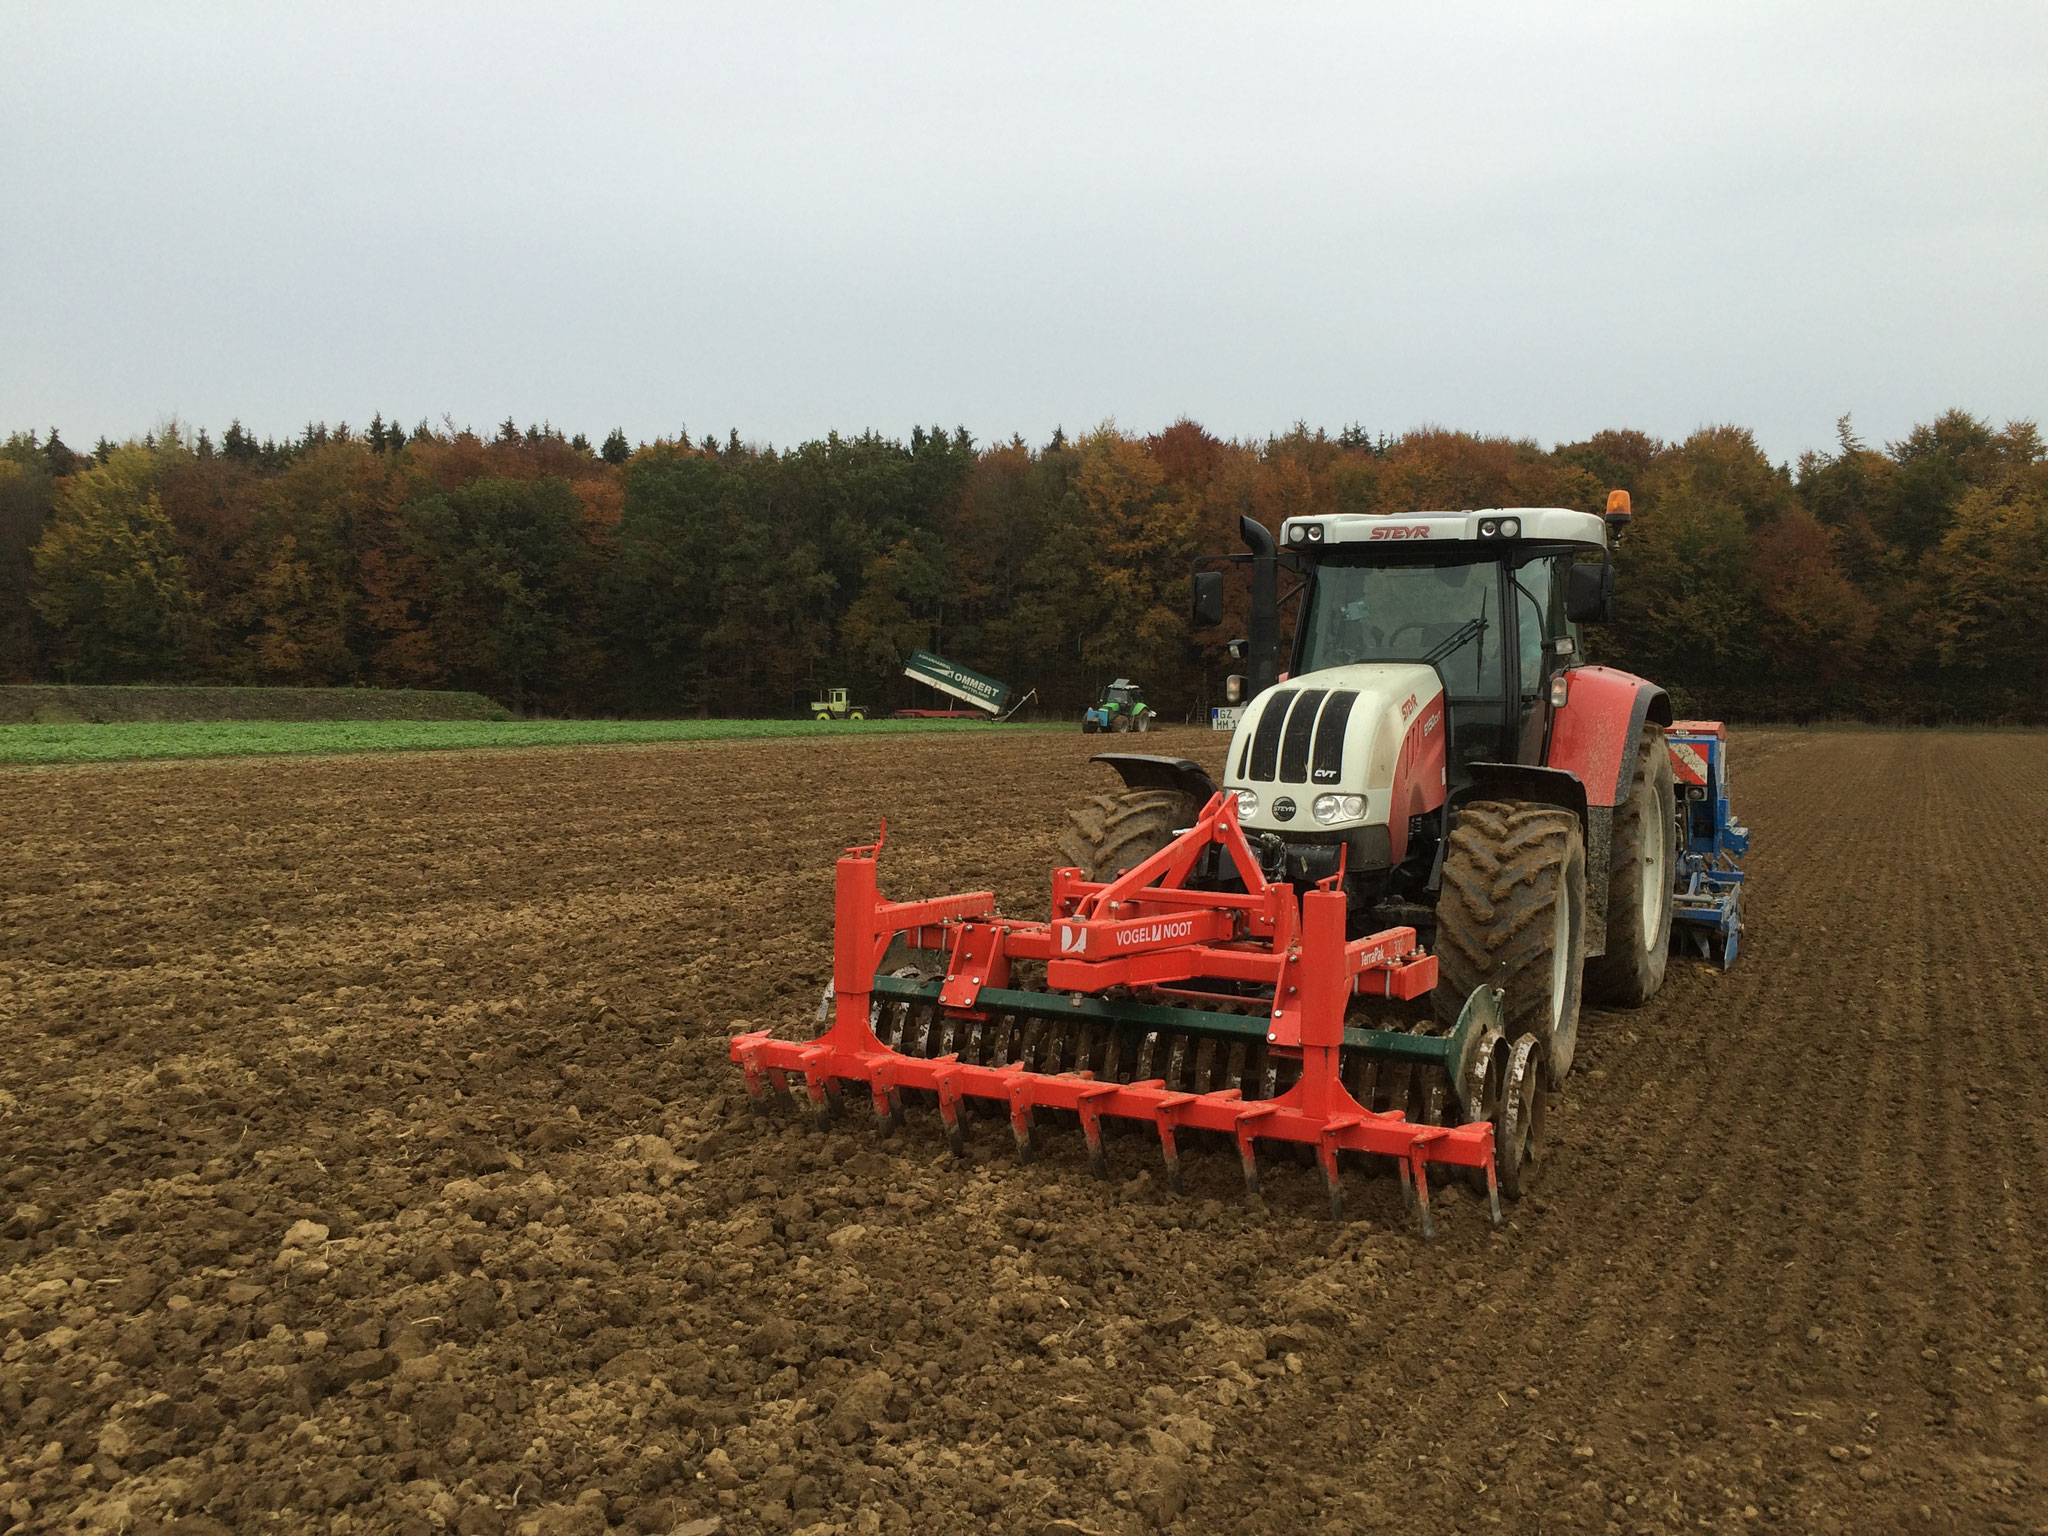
{"left": 2, "top": 729, "right": 2044, "bottom": 1536}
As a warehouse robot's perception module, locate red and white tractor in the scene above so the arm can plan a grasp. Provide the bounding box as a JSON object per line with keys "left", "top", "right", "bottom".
{"left": 735, "top": 493, "right": 1741, "bottom": 1234}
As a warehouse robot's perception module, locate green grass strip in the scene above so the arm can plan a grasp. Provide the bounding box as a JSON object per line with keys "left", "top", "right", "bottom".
{"left": 0, "top": 717, "right": 1054, "bottom": 765}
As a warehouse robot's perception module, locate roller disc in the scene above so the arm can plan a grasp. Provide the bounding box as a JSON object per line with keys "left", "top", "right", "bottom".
{"left": 1460, "top": 1030, "right": 1508, "bottom": 1194}
{"left": 1497, "top": 1033, "right": 1547, "bottom": 1201}
{"left": 1461, "top": 1029, "right": 1508, "bottom": 1127}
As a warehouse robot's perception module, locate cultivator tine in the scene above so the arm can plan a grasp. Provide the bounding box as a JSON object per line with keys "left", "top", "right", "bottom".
{"left": 935, "top": 1063, "right": 967, "bottom": 1158}
{"left": 870, "top": 1068, "right": 904, "bottom": 1139}
{"left": 802, "top": 1071, "right": 833, "bottom": 1132}
{"left": 1317, "top": 1131, "right": 1344, "bottom": 1221}
{"left": 1078, "top": 1085, "right": 1116, "bottom": 1180}
{"left": 1235, "top": 1106, "right": 1275, "bottom": 1195}
{"left": 1006, "top": 1075, "right": 1037, "bottom": 1163}
{"left": 1154, "top": 1097, "right": 1194, "bottom": 1193}
{"left": 1409, "top": 1149, "right": 1435, "bottom": 1241}
{"left": 738, "top": 1044, "right": 768, "bottom": 1114}
{"left": 1485, "top": 1153, "right": 1502, "bottom": 1226}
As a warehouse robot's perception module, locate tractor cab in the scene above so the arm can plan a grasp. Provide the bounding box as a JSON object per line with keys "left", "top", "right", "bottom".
{"left": 1187, "top": 503, "right": 1633, "bottom": 896}
{"left": 1279, "top": 508, "right": 1615, "bottom": 783}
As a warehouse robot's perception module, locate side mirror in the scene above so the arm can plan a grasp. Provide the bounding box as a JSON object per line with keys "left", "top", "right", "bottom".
{"left": 1191, "top": 571, "right": 1224, "bottom": 629}
{"left": 1565, "top": 560, "right": 1613, "bottom": 624}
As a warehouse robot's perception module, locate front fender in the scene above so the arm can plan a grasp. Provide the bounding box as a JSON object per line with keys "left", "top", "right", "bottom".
{"left": 1089, "top": 753, "right": 1218, "bottom": 805}
{"left": 1449, "top": 763, "right": 1587, "bottom": 825}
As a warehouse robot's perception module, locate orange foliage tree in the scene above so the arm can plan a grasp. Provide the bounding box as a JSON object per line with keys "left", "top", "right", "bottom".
{"left": 6, "top": 409, "right": 2043, "bottom": 720}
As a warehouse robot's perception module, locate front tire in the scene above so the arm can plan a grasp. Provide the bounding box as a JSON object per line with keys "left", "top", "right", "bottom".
{"left": 1433, "top": 800, "right": 1588, "bottom": 1090}
{"left": 1059, "top": 787, "right": 1201, "bottom": 881}
{"left": 1585, "top": 723, "right": 1677, "bottom": 1006}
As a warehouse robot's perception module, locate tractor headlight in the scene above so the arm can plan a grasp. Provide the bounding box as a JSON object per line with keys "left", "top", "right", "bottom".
{"left": 1479, "top": 518, "right": 1498, "bottom": 537}
{"left": 1233, "top": 788, "right": 1259, "bottom": 819}
{"left": 1312, "top": 793, "right": 1366, "bottom": 824}
{"left": 1500, "top": 516, "right": 1521, "bottom": 537}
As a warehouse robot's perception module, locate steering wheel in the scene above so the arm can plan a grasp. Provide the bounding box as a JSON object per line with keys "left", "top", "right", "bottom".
{"left": 1385, "top": 621, "right": 1430, "bottom": 649}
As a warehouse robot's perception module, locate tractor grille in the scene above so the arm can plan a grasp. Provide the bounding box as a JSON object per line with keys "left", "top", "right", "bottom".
{"left": 1278, "top": 689, "right": 1328, "bottom": 781}
{"left": 1239, "top": 688, "right": 1359, "bottom": 784}
{"left": 1311, "top": 690, "right": 1357, "bottom": 783}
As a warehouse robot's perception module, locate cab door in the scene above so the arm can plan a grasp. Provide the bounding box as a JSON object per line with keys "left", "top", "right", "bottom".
{"left": 1513, "top": 556, "right": 1568, "bottom": 764}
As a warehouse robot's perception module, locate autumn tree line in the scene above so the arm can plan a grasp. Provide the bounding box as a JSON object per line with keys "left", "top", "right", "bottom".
{"left": 1, "top": 411, "right": 2043, "bottom": 722}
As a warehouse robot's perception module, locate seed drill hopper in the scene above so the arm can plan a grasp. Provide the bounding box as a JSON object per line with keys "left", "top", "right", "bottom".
{"left": 733, "top": 793, "right": 1527, "bottom": 1239}
{"left": 1667, "top": 721, "right": 1749, "bottom": 966}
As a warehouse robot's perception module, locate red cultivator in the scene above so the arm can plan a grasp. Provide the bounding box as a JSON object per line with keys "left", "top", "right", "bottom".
{"left": 732, "top": 794, "right": 1508, "bottom": 1238}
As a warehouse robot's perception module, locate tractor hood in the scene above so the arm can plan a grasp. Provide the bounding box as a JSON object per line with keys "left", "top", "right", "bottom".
{"left": 1221, "top": 664, "right": 1448, "bottom": 856}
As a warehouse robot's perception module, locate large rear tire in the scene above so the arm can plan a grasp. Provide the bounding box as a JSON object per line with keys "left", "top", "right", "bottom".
{"left": 1433, "top": 800, "right": 1588, "bottom": 1090}
{"left": 1584, "top": 723, "right": 1677, "bottom": 1006}
{"left": 1059, "top": 787, "right": 1201, "bottom": 882}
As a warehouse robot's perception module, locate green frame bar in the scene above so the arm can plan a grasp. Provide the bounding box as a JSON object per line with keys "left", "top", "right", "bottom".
{"left": 867, "top": 972, "right": 1454, "bottom": 1069}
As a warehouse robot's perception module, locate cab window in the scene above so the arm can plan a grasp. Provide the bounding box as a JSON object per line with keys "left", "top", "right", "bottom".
{"left": 1513, "top": 557, "right": 1563, "bottom": 697}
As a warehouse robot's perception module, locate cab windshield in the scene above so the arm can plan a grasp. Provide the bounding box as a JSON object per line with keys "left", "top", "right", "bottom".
{"left": 1298, "top": 558, "right": 1503, "bottom": 697}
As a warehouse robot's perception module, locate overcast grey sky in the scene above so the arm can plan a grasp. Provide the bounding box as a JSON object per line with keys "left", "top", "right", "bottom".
{"left": 4, "top": 3, "right": 2044, "bottom": 462}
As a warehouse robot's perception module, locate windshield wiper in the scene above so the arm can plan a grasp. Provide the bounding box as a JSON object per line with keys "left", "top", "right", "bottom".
{"left": 1423, "top": 615, "right": 1488, "bottom": 666}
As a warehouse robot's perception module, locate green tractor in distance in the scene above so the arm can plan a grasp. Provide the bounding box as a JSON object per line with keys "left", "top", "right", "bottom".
{"left": 810, "top": 687, "right": 869, "bottom": 721}
{"left": 1083, "top": 679, "right": 1155, "bottom": 734}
